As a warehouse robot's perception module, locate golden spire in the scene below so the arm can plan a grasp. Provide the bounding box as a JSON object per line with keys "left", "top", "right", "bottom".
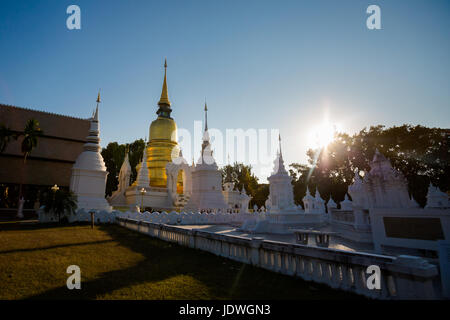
{"left": 96, "top": 90, "right": 101, "bottom": 103}
{"left": 158, "top": 58, "right": 171, "bottom": 106}
{"left": 204, "top": 99, "right": 208, "bottom": 131}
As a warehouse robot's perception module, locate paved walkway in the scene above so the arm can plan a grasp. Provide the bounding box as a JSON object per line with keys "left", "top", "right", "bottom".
{"left": 177, "top": 224, "right": 375, "bottom": 254}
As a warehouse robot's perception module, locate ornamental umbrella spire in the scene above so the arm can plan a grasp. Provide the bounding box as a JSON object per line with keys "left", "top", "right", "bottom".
{"left": 158, "top": 58, "right": 171, "bottom": 107}
{"left": 204, "top": 99, "right": 208, "bottom": 131}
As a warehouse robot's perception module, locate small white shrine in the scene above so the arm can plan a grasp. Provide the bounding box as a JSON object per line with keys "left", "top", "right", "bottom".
{"left": 108, "top": 149, "right": 131, "bottom": 206}
{"left": 222, "top": 182, "right": 251, "bottom": 213}
{"left": 349, "top": 149, "right": 412, "bottom": 209}
{"left": 425, "top": 183, "right": 449, "bottom": 209}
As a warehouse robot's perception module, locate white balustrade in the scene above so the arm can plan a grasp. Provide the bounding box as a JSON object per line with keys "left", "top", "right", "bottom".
{"left": 115, "top": 216, "right": 442, "bottom": 300}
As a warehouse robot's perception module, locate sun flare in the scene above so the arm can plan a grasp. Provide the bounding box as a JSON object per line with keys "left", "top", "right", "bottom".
{"left": 307, "top": 120, "right": 338, "bottom": 149}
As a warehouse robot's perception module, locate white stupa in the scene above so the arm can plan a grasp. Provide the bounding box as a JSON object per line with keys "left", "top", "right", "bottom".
{"left": 348, "top": 149, "right": 410, "bottom": 209}
{"left": 425, "top": 183, "right": 449, "bottom": 208}
{"left": 135, "top": 144, "right": 150, "bottom": 188}
{"left": 302, "top": 187, "right": 315, "bottom": 213}
{"left": 340, "top": 194, "right": 353, "bottom": 210}
{"left": 246, "top": 136, "right": 326, "bottom": 234}
{"left": 108, "top": 150, "right": 131, "bottom": 206}
{"left": 265, "top": 135, "right": 296, "bottom": 212}
{"left": 70, "top": 93, "right": 112, "bottom": 212}
{"left": 327, "top": 197, "right": 337, "bottom": 210}
{"left": 184, "top": 102, "right": 227, "bottom": 212}
{"left": 314, "top": 189, "right": 326, "bottom": 213}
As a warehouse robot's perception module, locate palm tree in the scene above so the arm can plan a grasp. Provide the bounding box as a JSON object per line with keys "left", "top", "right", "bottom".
{"left": 17, "top": 119, "right": 43, "bottom": 218}
{"left": 21, "top": 119, "right": 43, "bottom": 163}
{"left": 42, "top": 189, "right": 78, "bottom": 223}
{"left": 0, "top": 123, "right": 17, "bottom": 153}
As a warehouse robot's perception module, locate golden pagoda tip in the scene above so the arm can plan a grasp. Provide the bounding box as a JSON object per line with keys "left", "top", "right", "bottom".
{"left": 96, "top": 90, "right": 101, "bottom": 103}
{"left": 157, "top": 58, "right": 171, "bottom": 106}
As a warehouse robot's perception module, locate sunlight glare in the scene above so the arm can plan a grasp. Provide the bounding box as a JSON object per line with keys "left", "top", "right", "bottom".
{"left": 307, "top": 120, "right": 339, "bottom": 149}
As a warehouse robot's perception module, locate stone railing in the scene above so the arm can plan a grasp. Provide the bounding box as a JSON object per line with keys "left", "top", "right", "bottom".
{"left": 331, "top": 210, "right": 355, "bottom": 224}
{"left": 116, "top": 217, "right": 442, "bottom": 300}
{"left": 118, "top": 210, "right": 261, "bottom": 225}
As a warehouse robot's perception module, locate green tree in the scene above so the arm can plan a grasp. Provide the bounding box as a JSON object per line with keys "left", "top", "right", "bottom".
{"left": 221, "top": 163, "right": 261, "bottom": 207}
{"left": 21, "top": 119, "right": 43, "bottom": 163}
{"left": 291, "top": 124, "right": 449, "bottom": 208}
{"left": 42, "top": 189, "right": 78, "bottom": 223}
{"left": 0, "top": 123, "right": 17, "bottom": 153}
{"left": 251, "top": 184, "right": 270, "bottom": 208}
{"left": 101, "top": 139, "right": 145, "bottom": 196}
{"left": 17, "top": 119, "right": 43, "bottom": 217}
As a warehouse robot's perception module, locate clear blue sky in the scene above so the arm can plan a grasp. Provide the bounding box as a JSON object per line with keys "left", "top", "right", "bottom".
{"left": 1, "top": 0, "right": 449, "bottom": 181}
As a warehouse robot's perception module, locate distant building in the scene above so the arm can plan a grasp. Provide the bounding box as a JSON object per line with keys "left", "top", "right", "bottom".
{"left": 0, "top": 104, "right": 90, "bottom": 213}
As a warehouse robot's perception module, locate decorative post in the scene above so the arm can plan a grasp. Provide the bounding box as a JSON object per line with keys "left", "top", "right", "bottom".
{"left": 140, "top": 187, "right": 147, "bottom": 212}
{"left": 250, "top": 237, "right": 264, "bottom": 266}
{"left": 51, "top": 184, "right": 59, "bottom": 222}
{"left": 89, "top": 210, "right": 95, "bottom": 229}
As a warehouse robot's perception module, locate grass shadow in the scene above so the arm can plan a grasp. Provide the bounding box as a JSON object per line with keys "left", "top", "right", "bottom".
{"left": 27, "top": 224, "right": 363, "bottom": 300}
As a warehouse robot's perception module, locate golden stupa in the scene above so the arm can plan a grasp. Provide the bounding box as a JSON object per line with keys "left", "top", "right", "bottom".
{"left": 147, "top": 59, "right": 181, "bottom": 189}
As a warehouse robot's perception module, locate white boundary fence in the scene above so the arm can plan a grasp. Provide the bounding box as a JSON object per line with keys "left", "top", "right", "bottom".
{"left": 116, "top": 217, "right": 443, "bottom": 300}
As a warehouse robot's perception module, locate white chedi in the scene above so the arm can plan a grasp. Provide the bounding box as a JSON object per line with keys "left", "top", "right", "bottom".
{"left": 70, "top": 95, "right": 112, "bottom": 212}
{"left": 327, "top": 197, "right": 338, "bottom": 210}
{"left": 348, "top": 149, "right": 410, "bottom": 209}
{"left": 302, "top": 187, "right": 326, "bottom": 214}
{"left": 135, "top": 145, "right": 150, "bottom": 188}
{"left": 425, "top": 183, "right": 449, "bottom": 208}
{"left": 265, "top": 135, "right": 297, "bottom": 212}
{"left": 108, "top": 150, "right": 131, "bottom": 206}
{"left": 314, "top": 189, "right": 326, "bottom": 212}
{"left": 340, "top": 194, "right": 353, "bottom": 211}
{"left": 184, "top": 102, "right": 227, "bottom": 211}
{"left": 302, "top": 187, "right": 315, "bottom": 213}
{"left": 222, "top": 181, "right": 251, "bottom": 213}
{"left": 348, "top": 170, "right": 369, "bottom": 208}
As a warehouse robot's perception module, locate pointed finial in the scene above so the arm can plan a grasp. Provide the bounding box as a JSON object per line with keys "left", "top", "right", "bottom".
{"left": 158, "top": 58, "right": 171, "bottom": 106}
{"left": 278, "top": 133, "right": 282, "bottom": 157}
{"left": 96, "top": 90, "right": 101, "bottom": 103}
{"left": 204, "top": 99, "right": 208, "bottom": 131}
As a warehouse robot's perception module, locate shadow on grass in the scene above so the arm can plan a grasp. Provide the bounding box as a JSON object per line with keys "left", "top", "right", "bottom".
{"left": 0, "top": 239, "right": 115, "bottom": 255}
{"left": 28, "top": 224, "right": 363, "bottom": 300}
{"left": 0, "top": 221, "right": 88, "bottom": 232}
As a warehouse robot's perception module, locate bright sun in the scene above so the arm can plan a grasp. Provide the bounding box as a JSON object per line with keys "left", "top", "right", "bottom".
{"left": 307, "top": 120, "right": 337, "bottom": 149}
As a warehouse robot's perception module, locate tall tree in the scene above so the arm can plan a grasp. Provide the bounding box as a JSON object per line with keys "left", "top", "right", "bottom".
{"left": 0, "top": 123, "right": 17, "bottom": 153}
{"left": 17, "top": 119, "right": 43, "bottom": 217}
{"left": 290, "top": 124, "right": 449, "bottom": 208}
{"left": 101, "top": 139, "right": 145, "bottom": 196}
{"left": 221, "top": 163, "right": 260, "bottom": 207}
{"left": 21, "top": 119, "right": 43, "bottom": 163}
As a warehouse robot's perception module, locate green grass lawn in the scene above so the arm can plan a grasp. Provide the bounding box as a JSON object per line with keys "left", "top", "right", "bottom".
{"left": 0, "top": 223, "right": 361, "bottom": 300}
